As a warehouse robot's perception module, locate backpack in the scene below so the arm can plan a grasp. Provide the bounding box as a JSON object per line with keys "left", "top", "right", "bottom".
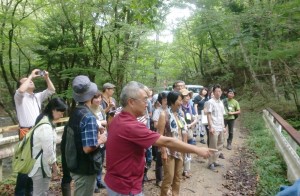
{"left": 12, "top": 118, "right": 50, "bottom": 174}
{"left": 65, "top": 106, "right": 103, "bottom": 174}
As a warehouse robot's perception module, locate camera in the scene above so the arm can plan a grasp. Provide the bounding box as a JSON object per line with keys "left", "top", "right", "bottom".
{"left": 36, "top": 70, "right": 45, "bottom": 76}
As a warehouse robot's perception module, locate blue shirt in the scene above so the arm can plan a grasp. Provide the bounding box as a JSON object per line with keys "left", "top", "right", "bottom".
{"left": 80, "top": 112, "right": 98, "bottom": 147}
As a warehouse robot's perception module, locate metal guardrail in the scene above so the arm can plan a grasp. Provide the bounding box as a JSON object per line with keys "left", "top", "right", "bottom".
{"left": 263, "top": 108, "right": 300, "bottom": 182}
{"left": 0, "top": 118, "right": 69, "bottom": 181}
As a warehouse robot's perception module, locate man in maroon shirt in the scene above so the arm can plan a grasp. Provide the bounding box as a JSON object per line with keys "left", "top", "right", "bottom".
{"left": 105, "top": 81, "right": 213, "bottom": 196}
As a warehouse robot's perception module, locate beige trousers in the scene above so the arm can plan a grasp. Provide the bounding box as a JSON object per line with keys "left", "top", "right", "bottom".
{"left": 160, "top": 156, "right": 183, "bottom": 196}
{"left": 208, "top": 131, "right": 224, "bottom": 165}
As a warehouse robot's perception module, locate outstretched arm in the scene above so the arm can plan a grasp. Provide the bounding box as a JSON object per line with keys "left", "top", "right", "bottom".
{"left": 153, "top": 135, "right": 214, "bottom": 158}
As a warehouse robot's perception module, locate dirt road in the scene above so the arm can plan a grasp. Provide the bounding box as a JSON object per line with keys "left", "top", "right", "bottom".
{"left": 93, "top": 120, "right": 247, "bottom": 196}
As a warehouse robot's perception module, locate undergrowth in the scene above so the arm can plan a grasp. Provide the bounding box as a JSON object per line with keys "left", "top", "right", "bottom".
{"left": 242, "top": 111, "right": 289, "bottom": 195}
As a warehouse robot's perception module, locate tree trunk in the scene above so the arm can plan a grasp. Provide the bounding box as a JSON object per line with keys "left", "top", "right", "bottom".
{"left": 268, "top": 60, "right": 279, "bottom": 101}
{"left": 208, "top": 30, "right": 225, "bottom": 65}
{"left": 239, "top": 40, "right": 268, "bottom": 100}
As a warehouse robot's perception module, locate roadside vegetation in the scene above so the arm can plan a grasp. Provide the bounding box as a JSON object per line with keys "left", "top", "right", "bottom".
{"left": 240, "top": 99, "right": 291, "bottom": 195}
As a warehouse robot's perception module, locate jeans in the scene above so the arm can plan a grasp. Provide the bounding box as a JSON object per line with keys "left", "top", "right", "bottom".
{"left": 224, "top": 119, "right": 235, "bottom": 143}
{"left": 15, "top": 173, "right": 33, "bottom": 196}
{"left": 96, "top": 148, "right": 106, "bottom": 187}
{"left": 145, "top": 147, "right": 152, "bottom": 165}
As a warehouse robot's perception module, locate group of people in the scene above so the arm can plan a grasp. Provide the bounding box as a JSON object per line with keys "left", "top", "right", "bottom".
{"left": 13, "top": 69, "right": 240, "bottom": 196}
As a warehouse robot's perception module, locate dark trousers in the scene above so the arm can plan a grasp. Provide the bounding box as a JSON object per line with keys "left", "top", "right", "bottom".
{"left": 155, "top": 151, "right": 163, "bottom": 183}
{"left": 96, "top": 148, "right": 106, "bottom": 186}
{"left": 205, "top": 126, "right": 210, "bottom": 147}
{"left": 15, "top": 173, "right": 33, "bottom": 196}
{"left": 224, "top": 119, "right": 235, "bottom": 143}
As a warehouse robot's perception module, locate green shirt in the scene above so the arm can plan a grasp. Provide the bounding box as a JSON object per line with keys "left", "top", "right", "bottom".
{"left": 223, "top": 98, "right": 240, "bottom": 120}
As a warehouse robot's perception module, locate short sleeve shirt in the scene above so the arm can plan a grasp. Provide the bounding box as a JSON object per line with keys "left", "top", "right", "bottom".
{"left": 224, "top": 98, "right": 240, "bottom": 120}
{"left": 14, "top": 89, "right": 55, "bottom": 127}
{"left": 104, "top": 111, "right": 160, "bottom": 195}
{"left": 152, "top": 108, "right": 163, "bottom": 122}
{"left": 206, "top": 98, "right": 225, "bottom": 132}
{"left": 80, "top": 112, "right": 99, "bottom": 147}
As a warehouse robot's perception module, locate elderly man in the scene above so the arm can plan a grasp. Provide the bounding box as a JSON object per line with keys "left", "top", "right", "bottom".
{"left": 104, "top": 81, "right": 213, "bottom": 196}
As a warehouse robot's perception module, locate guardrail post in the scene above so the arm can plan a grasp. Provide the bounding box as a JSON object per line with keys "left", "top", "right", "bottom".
{"left": 275, "top": 121, "right": 282, "bottom": 133}
{"left": 0, "top": 159, "right": 2, "bottom": 181}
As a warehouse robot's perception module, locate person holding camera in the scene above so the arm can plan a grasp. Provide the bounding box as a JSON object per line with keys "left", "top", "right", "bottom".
{"left": 14, "top": 68, "right": 55, "bottom": 196}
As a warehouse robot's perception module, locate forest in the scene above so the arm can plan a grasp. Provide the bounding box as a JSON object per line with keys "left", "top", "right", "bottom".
{"left": 0, "top": 0, "right": 299, "bottom": 125}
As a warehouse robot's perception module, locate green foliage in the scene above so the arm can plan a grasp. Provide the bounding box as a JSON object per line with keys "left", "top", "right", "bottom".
{"left": 243, "top": 112, "right": 289, "bottom": 195}
{"left": 287, "top": 118, "right": 300, "bottom": 130}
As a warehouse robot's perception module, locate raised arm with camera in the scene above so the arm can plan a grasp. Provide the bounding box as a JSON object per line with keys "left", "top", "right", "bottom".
{"left": 14, "top": 69, "right": 56, "bottom": 195}
{"left": 18, "top": 69, "right": 55, "bottom": 94}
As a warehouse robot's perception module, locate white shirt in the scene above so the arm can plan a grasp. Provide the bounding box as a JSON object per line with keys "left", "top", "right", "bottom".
{"left": 14, "top": 89, "right": 54, "bottom": 127}
{"left": 152, "top": 107, "right": 167, "bottom": 122}
{"left": 28, "top": 117, "right": 57, "bottom": 178}
{"left": 206, "top": 98, "right": 225, "bottom": 132}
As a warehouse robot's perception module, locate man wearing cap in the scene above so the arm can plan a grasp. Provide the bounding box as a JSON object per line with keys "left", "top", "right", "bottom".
{"left": 65, "top": 75, "right": 107, "bottom": 195}
{"left": 101, "top": 82, "right": 117, "bottom": 124}
{"left": 223, "top": 89, "right": 240, "bottom": 150}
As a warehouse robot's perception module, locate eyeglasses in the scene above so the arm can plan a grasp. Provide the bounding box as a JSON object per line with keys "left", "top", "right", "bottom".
{"left": 130, "top": 97, "right": 148, "bottom": 104}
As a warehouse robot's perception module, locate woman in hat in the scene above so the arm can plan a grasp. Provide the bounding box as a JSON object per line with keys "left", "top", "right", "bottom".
{"left": 180, "top": 88, "right": 198, "bottom": 178}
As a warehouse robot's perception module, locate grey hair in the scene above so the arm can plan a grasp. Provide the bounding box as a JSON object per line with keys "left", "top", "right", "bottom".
{"left": 120, "top": 81, "right": 145, "bottom": 107}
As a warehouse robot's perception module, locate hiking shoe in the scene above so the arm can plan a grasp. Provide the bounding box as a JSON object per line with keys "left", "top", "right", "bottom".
{"left": 227, "top": 143, "right": 232, "bottom": 150}
{"left": 94, "top": 188, "right": 100, "bottom": 193}
{"left": 219, "top": 153, "right": 225, "bottom": 159}
{"left": 213, "top": 162, "right": 223, "bottom": 167}
{"left": 208, "top": 164, "right": 217, "bottom": 172}
{"left": 200, "top": 139, "right": 206, "bottom": 144}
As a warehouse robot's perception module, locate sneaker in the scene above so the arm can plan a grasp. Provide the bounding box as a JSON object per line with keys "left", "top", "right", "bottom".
{"left": 182, "top": 171, "right": 192, "bottom": 178}
{"left": 94, "top": 188, "right": 100, "bottom": 193}
{"left": 97, "top": 182, "right": 106, "bottom": 189}
{"left": 208, "top": 163, "right": 217, "bottom": 172}
{"left": 227, "top": 143, "right": 232, "bottom": 150}
{"left": 213, "top": 162, "right": 223, "bottom": 167}
{"left": 219, "top": 153, "right": 225, "bottom": 159}
{"left": 200, "top": 139, "right": 206, "bottom": 144}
